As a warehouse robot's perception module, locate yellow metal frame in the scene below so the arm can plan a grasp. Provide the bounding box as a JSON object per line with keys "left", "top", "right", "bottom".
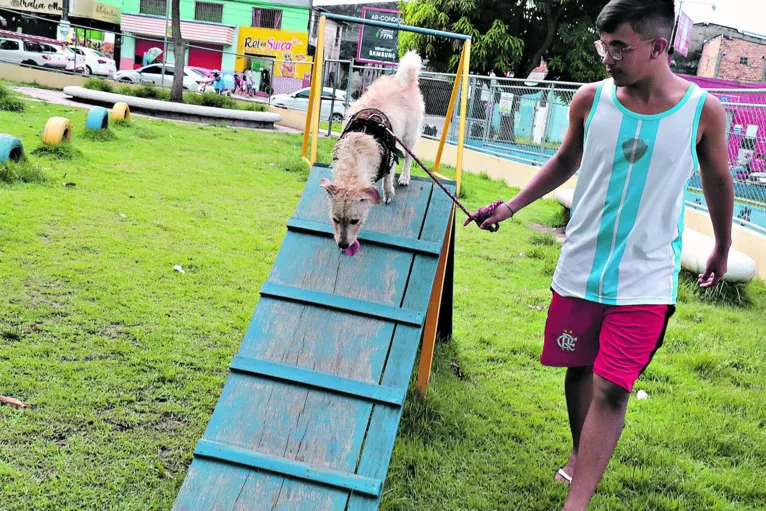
{"left": 301, "top": 17, "right": 472, "bottom": 397}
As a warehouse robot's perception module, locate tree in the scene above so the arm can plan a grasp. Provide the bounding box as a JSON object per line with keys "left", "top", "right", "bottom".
{"left": 399, "top": 0, "right": 608, "bottom": 82}
{"left": 169, "top": 0, "right": 186, "bottom": 103}
{"left": 400, "top": 0, "right": 608, "bottom": 143}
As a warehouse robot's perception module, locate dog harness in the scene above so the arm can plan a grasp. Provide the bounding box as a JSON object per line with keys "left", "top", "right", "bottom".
{"left": 337, "top": 108, "right": 405, "bottom": 182}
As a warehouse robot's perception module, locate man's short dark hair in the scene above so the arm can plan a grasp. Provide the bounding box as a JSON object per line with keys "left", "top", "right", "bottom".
{"left": 596, "top": 0, "right": 676, "bottom": 40}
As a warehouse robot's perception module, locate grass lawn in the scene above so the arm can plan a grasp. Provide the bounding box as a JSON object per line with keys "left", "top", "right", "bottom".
{"left": 1, "top": 91, "right": 765, "bottom": 511}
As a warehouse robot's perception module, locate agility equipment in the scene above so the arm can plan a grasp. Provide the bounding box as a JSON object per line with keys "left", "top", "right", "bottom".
{"left": 172, "top": 164, "right": 457, "bottom": 510}
{"left": 112, "top": 102, "right": 130, "bottom": 123}
{"left": 0, "top": 134, "right": 24, "bottom": 163}
{"left": 42, "top": 117, "right": 72, "bottom": 145}
{"left": 85, "top": 106, "right": 109, "bottom": 131}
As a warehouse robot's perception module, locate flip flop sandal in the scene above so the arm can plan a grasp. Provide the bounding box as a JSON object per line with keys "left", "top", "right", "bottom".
{"left": 555, "top": 468, "right": 573, "bottom": 486}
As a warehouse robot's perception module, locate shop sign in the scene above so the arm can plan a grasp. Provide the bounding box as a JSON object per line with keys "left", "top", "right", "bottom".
{"left": 0, "top": 0, "right": 67, "bottom": 15}
{"left": 237, "top": 27, "right": 312, "bottom": 79}
{"left": 356, "top": 7, "right": 401, "bottom": 66}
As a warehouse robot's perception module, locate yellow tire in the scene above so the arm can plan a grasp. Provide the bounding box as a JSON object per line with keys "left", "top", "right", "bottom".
{"left": 112, "top": 102, "right": 130, "bottom": 122}
{"left": 42, "top": 117, "right": 72, "bottom": 146}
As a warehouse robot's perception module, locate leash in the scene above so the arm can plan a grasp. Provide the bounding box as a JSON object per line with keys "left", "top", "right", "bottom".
{"left": 385, "top": 129, "right": 504, "bottom": 232}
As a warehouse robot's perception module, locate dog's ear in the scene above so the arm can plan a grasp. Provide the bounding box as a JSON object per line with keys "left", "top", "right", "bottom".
{"left": 360, "top": 186, "right": 382, "bottom": 204}
{"left": 320, "top": 178, "right": 339, "bottom": 196}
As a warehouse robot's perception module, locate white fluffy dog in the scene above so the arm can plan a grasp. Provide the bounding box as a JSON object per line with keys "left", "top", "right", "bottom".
{"left": 320, "top": 51, "right": 425, "bottom": 251}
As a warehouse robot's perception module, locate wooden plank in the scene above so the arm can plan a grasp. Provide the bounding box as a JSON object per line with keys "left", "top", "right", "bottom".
{"left": 286, "top": 218, "right": 442, "bottom": 256}
{"left": 174, "top": 165, "right": 456, "bottom": 511}
{"left": 296, "top": 165, "right": 432, "bottom": 239}
{"left": 260, "top": 282, "right": 424, "bottom": 327}
{"left": 230, "top": 355, "right": 406, "bottom": 406}
{"left": 267, "top": 232, "right": 413, "bottom": 307}
{"left": 194, "top": 440, "right": 383, "bottom": 497}
{"left": 348, "top": 179, "right": 456, "bottom": 511}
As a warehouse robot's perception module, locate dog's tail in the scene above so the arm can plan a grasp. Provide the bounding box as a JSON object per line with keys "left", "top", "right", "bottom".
{"left": 396, "top": 51, "right": 422, "bottom": 88}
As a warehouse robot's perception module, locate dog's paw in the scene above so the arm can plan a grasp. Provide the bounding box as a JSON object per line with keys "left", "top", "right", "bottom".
{"left": 383, "top": 189, "right": 394, "bottom": 204}
{"left": 398, "top": 173, "right": 410, "bottom": 186}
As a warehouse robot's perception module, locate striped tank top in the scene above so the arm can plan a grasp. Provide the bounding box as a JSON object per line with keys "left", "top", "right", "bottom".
{"left": 552, "top": 78, "right": 708, "bottom": 306}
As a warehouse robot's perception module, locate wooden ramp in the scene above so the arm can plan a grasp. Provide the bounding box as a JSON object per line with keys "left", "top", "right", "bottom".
{"left": 173, "top": 164, "right": 456, "bottom": 510}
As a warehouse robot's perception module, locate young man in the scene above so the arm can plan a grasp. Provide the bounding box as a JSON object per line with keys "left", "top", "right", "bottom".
{"left": 478, "top": 1, "right": 734, "bottom": 509}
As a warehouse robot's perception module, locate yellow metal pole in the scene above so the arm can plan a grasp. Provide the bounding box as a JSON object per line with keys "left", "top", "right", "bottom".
{"left": 433, "top": 48, "right": 465, "bottom": 175}
{"left": 455, "top": 39, "right": 471, "bottom": 195}
{"left": 416, "top": 205, "right": 454, "bottom": 397}
{"left": 301, "top": 19, "right": 324, "bottom": 160}
{"left": 308, "top": 16, "right": 327, "bottom": 167}
{"left": 417, "top": 39, "right": 470, "bottom": 397}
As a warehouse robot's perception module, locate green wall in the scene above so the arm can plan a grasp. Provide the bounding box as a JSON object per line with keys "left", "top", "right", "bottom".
{"left": 117, "top": 0, "right": 309, "bottom": 71}
{"left": 117, "top": 0, "right": 309, "bottom": 32}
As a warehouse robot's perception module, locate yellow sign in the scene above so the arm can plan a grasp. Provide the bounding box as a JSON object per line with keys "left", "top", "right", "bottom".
{"left": 236, "top": 27, "right": 312, "bottom": 79}
{"left": 91, "top": 1, "right": 120, "bottom": 24}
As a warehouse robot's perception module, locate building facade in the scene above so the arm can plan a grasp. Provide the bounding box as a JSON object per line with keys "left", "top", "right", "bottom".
{"left": 697, "top": 34, "right": 766, "bottom": 83}
{"left": 673, "top": 22, "right": 766, "bottom": 76}
{"left": 0, "top": 0, "right": 122, "bottom": 58}
{"left": 119, "top": 0, "right": 310, "bottom": 79}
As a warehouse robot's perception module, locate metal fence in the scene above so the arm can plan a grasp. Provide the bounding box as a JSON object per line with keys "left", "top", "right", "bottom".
{"left": 320, "top": 66, "right": 766, "bottom": 233}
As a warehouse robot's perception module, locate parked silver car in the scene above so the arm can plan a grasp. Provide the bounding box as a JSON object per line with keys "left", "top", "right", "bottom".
{"left": 271, "top": 87, "right": 347, "bottom": 123}
{"left": 113, "top": 64, "right": 211, "bottom": 91}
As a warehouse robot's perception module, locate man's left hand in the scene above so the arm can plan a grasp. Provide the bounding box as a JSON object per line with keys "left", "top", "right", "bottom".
{"left": 699, "top": 248, "right": 729, "bottom": 288}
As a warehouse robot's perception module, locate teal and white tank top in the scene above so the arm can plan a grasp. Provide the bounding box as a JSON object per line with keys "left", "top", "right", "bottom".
{"left": 552, "top": 78, "right": 708, "bottom": 306}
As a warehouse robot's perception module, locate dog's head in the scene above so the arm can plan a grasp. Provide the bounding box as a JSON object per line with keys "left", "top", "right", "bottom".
{"left": 319, "top": 179, "right": 381, "bottom": 249}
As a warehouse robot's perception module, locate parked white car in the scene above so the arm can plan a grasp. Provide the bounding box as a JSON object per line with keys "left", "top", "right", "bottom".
{"left": 66, "top": 47, "right": 115, "bottom": 76}
{"left": 271, "top": 87, "right": 347, "bottom": 123}
{"left": 38, "top": 43, "right": 85, "bottom": 73}
{"left": 0, "top": 37, "right": 67, "bottom": 69}
{"left": 113, "top": 64, "right": 211, "bottom": 91}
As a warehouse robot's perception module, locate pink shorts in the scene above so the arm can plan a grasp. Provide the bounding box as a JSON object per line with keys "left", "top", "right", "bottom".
{"left": 541, "top": 291, "right": 673, "bottom": 392}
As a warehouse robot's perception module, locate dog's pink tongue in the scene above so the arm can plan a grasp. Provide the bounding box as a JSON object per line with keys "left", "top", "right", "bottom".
{"left": 343, "top": 240, "right": 361, "bottom": 257}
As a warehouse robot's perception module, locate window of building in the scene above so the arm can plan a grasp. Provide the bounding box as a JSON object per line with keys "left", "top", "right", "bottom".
{"left": 195, "top": 2, "right": 223, "bottom": 23}
{"left": 740, "top": 56, "right": 748, "bottom": 65}
{"left": 252, "top": 8, "right": 282, "bottom": 29}
{"left": 139, "top": 0, "right": 167, "bottom": 16}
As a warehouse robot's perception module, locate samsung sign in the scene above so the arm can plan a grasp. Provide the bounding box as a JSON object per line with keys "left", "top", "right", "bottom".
{"left": 356, "top": 7, "right": 402, "bottom": 66}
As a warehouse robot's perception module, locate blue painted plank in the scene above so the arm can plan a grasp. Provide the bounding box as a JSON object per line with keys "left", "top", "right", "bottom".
{"left": 194, "top": 440, "right": 383, "bottom": 497}
{"left": 267, "top": 231, "right": 413, "bottom": 307}
{"left": 174, "top": 165, "right": 455, "bottom": 511}
{"left": 286, "top": 217, "right": 442, "bottom": 256}
{"left": 230, "top": 355, "right": 406, "bottom": 406}
{"left": 294, "top": 165, "right": 432, "bottom": 239}
{"left": 348, "top": 184, "right": 456, "bottom": 511}
{"left": 260, "top": 282, "right": 424, "bottom": 327}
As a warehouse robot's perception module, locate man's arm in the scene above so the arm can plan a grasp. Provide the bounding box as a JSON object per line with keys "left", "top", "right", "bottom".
{"left": 478, "top": 83, "right": 598, "bottom": 229}
{"left": 696, "top": 93, "right": 734, "bottom": 287}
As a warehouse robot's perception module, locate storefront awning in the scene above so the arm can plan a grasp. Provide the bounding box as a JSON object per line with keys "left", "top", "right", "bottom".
{"left": 121, "top": 14, "right": 235, "bottom": 46}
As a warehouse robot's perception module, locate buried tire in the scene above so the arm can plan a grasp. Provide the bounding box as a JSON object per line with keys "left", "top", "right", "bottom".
{"left": 86, "top": 106, "right": 109, "bottom": 131}
{"left": 42, "top": 117, "right": 72, "bottom": 145}
{"left": 0, "top": 134, "right": 24, "bottom": 163}
{"left": 112, "top": 102, "right": 130, "bottom": 122}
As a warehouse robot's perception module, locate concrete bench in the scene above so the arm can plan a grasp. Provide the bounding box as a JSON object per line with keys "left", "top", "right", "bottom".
{"left": 63, "top": 86, "right": 280, "bottom": 129}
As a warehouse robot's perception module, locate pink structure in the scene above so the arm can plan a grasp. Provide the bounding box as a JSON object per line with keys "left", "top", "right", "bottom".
{"left": 680, "top": 74, "right": 766, "bottom": 164}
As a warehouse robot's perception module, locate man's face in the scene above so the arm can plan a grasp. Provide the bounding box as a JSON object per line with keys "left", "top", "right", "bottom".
{"left": 599, "top": 22, "right": 662, "bottom": 86}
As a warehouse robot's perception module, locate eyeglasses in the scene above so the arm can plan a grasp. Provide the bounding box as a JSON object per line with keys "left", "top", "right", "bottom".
{"left": 594, "top": 39, "right": 654, "bottom": 61}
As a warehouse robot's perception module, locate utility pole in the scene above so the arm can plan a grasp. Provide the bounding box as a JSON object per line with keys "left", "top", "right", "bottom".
{"left": 161, "top": 0, "right": 170, "bottom": 87}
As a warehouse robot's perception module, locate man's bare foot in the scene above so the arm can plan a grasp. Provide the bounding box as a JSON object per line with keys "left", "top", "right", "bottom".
{"left": 555, "top": 451, "right": 577, "bottom": 486}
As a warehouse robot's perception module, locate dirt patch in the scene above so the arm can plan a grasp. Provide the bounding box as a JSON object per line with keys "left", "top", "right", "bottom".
{"left": 529, "top": 223, "right": 566, "bottom": 243}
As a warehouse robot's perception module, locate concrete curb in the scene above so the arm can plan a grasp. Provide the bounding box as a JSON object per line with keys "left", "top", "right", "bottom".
{"left": 63, "top": 86, "right": 281, "bottom": 129}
